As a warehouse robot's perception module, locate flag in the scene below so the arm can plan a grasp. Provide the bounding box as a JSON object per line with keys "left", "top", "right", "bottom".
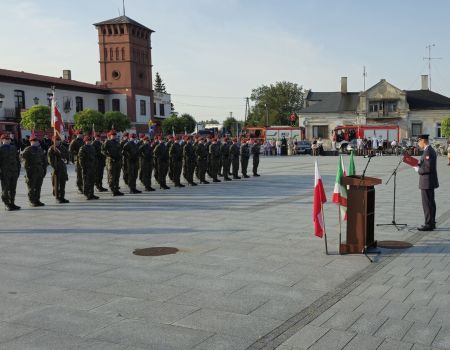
{"left": 172, "top": 126, "right": 175, "bottom": 137}
{"left": 51, "top": 90, "right": 64, "bottom": 139}
{"left": 332, "top": 155, "right": 348, "bottom": 220}
{"left": 313, "top": 160, "right": 327, "bottom": 238}
{"left": 92, "top": 123, "right": 95, "bottom": 136}
{"left": 341, "top": 156, "right": 347, "bottom": 176}
{"left": 348, "top": 150, "right": 356, "bottom": 176}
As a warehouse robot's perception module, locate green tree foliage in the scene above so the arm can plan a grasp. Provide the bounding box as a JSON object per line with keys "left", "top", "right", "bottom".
{"left": 20, "top": 105, "right": 51, "bottom": 130}
{"left": 161, "top": 113, "right": 197, "bottom": 135}
{"left": 104, "top": 111, "right": 131, "bottom": 132}
{"left": 441, "top": 116, "right": 450, "bottom": 137}
{"left": 247, "top": 81, "right": 304, "bottom": 126}
{"left": 74, "top": 109, "right": 106, "bottom": 133}
{"left": 154, "top": 72, "right": 167, "bottom": 93}
{"left": 199, "top": 118, "right": 220, "bottom": 125}
{"left": 223, "top": 117, "right": 243, "bottom": 136}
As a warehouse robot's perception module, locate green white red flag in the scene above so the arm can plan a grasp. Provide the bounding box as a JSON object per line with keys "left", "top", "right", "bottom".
{"left": 332, "top": 155, "right": 348, "bottom": 220}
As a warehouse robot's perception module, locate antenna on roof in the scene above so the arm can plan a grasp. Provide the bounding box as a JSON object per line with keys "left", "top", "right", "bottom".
{"left": 363, "top": 66, "right": 367, "bottom": 91}
{"left": 423, "top": 44, "right": 442, "bottom": 91}
{"left": 123, "top": 0, "right": 126, "bottom": 16}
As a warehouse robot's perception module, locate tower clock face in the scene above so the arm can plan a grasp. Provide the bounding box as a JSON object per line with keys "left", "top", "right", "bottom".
{"left": 112, "top": 70, "right": 121, "bottom": 80}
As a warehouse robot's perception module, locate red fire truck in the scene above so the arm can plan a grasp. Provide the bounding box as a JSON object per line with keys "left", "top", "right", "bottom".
{"left": 334, "top": 124, "right": 400, "bottom": 146}
{"left": 243, "top": 126, "right": 305, "bottom": 143}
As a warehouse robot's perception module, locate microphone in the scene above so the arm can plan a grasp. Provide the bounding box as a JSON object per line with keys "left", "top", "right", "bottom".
{"left": 364, "top": 154, "right": 376, "bottom": 158}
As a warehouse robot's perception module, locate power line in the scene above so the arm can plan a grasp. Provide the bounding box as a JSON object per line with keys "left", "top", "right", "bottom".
{"left": 171, "top": 93, "right": 245, "bottom": 99}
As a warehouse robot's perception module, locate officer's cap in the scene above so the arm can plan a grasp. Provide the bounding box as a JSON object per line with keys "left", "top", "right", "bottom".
{"left": 418, "top": 134, "right": 429, "bottom": 140}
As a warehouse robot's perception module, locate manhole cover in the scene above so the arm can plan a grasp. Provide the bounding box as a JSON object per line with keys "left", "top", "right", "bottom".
{"left": 133, "top": 247, "right": 179, "bottom": 256}
{"left": 377, "top": 240, "right": 413, "bottom": 249}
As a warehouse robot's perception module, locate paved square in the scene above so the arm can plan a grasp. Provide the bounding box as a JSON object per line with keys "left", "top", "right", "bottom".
{"left": 0, "top": 155, "right": 449, "bottom": 349}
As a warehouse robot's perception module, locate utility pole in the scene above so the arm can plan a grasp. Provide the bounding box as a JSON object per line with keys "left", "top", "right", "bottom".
{"left": 264, "top": 104, "right": 269, "bottom": 127}
{"left": 123, "top": 0, "right": 126, "bottom": 15}
{"left": 363, "top": 66, "right": 367, "bottom": 91}
{"left": 423, "top": 44, "right": 442, "bottom": 90}
{"left": 244, "top": 97, "right": 250, "bottom": 124}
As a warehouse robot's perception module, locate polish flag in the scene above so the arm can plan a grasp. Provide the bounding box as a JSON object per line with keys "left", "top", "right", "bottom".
{"left": 51, "top": 91, "right": 64, "bottom": 139}
{"left": 313, "top": 160, "right": 327, "bottom": 238}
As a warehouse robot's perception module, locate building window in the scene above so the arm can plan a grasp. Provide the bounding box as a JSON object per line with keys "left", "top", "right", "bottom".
{"left": 14, "top": 90, "right": 25, "bottom": 119}
{"left": 98, "top": 99, "right": 105, "bottom": 113}
{"left": 411, "top": 122, "right": 422, "bottom": 137}
{"left": 140, "top": 100, "right": 146, "bottom": 116}
{"left": 112, "top": 99, "right": 120, "bottom": 112}
{"left": 120, "top": 26, "right": 124, "bottom": 34}
{"left": 153, "top": 102, "right": 157, "bottom": 115}
{"left": 121, "top": 48, "right": 125, "bottom": 60}
{"left": 369, "top": 102, "right": 379, "bottom": 113}
{"left": 104, "top": 48, "right": 108, "bottom": 61}
{"left": 437, "top": 123, "right": 442, "bottom": 137}
{"left": 388, "top": 102, "right": 397, "bottom": 112}
{"left": 75, "top": 97, "right": 83, "bottom": 112}
{"left": 110, "top": 48, "right": 113, "bottom": 60}
{"left": 312, "top": 125, "right": 328, "bottom": 139}
{"left": 115, "top": 48, "right": 119, "bottom": 60}
{"left": 160, "top": 104, "right": 165, "bottom": 116}
{"left": 47, "top": 93, "right": 53, "bottom": 107}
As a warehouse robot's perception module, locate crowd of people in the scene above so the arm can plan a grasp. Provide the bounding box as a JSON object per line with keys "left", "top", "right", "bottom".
{"left": 262, "top": 137, "right": 298, "bottom": 156}
{"left": 0, "top": 131, "right": 261, "bottom": 211}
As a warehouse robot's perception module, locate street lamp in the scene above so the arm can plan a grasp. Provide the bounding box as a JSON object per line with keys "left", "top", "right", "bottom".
{"left": 0, "top": 93, "right": 4, "bottom": 108}
{"left": 264, "top": 103, "right": 269, "bottom": 127}
{"left": 33, "top": 97, "right": 39, "bottom": 105}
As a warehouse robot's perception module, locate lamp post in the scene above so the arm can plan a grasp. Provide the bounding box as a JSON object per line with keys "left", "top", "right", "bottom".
{"left": 264, "top": 103, "right": 269, "bottom": 127}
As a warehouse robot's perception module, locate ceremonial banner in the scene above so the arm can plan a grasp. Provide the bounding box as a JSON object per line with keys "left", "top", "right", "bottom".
{"left": 332, "top": 155, "right": 348, "bottom": 220}
{"left": 313, "top": 160, "right": 327, "bottom": 238}
{"left": 51, "top": 90, "right": 64, "bottom": 138}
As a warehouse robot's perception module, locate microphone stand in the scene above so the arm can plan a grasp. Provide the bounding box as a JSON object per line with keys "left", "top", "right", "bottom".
{"left": 376, "top": 157, "right": 407, "bottom": 230}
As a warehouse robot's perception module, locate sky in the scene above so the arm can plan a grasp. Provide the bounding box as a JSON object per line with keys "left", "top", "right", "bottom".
{"left": 2, "top": 0, "right": 450, "bottom": 122}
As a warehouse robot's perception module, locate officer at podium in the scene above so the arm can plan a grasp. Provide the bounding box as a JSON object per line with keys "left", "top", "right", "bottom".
{"left": 414, "top": 134, "right": 439, "bottom": 231}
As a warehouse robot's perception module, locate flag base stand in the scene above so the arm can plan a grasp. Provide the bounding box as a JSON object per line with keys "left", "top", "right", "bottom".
{"left": 339, "top": 242, "right": 380, "bottom": 262}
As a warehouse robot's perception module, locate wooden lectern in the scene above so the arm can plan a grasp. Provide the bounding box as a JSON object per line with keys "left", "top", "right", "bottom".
{"left": 340, "top": 175, "right": 382, "bottom": 254}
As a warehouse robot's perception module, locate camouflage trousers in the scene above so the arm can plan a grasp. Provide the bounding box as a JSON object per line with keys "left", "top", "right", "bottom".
{"left": 1, "top": 174, "right": 18, "bottom": 205}
{"left": 241, "top": 157, "right": 249, "bottom": 176}
{"left": 25, "top": 172, "right": 45, "bottom": 203}
{"left": 106, "top": 159, "right": 121, "bottom": 192}
{"left": 52, "top": 171, "right": 67, "bottom": 200}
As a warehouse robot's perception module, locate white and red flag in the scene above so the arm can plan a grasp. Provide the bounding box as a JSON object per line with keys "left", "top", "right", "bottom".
{"left": 313, "top": 160, "right": 327, "bottom": 238}
{"left": 51, "top": 90, "right": 64, "bottom": 138}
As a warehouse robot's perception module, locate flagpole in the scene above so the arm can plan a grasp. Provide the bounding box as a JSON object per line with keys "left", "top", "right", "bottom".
{"left": 321, "top": 202, "right": 328, "bottom": 255}
{"left": 338, "top": 204, "right": 342, "bottom": 254}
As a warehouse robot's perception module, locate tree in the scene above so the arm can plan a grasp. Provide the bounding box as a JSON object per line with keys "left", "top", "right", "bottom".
{"left": 21, "top": 105, "right": 51, "bottom": 130}
{"left": 161, "top": 113, "right": 197, "bottom": 135}
{"left": 223, "top": 117, "right": 243, "bottom": 136}
{"left": 154, "top": 72, "right": 167, "bottom": 93}
{"left": 199, "top": 119, "right": 220, "bottom": 126}
{"left": 104, "top": 111, "right": 131, "bottom": 132}
{"left": 179, "top": 113, "right": 196, "bottom": 133}
{"left": 441, "top": 116, "right": 450, "bottom": 137}
{"left": 247, "top": 81, "right": 304, "bottom": 126}
{"left": 74, "top": 109, "right": 106, "bottom": 133}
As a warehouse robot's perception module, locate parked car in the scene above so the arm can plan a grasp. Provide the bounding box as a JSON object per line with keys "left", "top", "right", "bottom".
{"left": 296, "top": 140, "right": 311, "bottom": 154}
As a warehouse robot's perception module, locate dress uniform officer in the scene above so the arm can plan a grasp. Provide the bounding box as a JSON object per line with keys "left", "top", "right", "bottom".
{"left": 230, "top": 138, "right": 241, "bottom": 179}
{"left": 0, "top": 134, "right": 21, "bottom": 210}
{"left": 78, "top": 136, "right": 99, "bottom": 200}
{"left": 69, "top": 130, "right": 84, "bottom": 193}
{"left": 93, "top": 133, "right": 108, "bottom": 192}
{"left": 48, "top": 136, "right": 69, "bottom": 203}
{"left": 240, "top": 139, "right": 251, "bottom": 178}
{"left": 102, "top": 131, "right": 124, "bottom": 196}
{"left": 414, "top": 134, "right": 439, "bottom": 231}
{"left": 22, "top": 135, "right": 47, "bottom": 206}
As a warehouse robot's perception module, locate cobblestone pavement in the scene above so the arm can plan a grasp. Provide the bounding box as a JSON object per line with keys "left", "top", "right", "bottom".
{"left": 0, "top": 155, "right": 448, "bottom": 349}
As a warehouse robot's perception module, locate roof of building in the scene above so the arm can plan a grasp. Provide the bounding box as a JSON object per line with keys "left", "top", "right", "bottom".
{"left": 405, "top": 90, "right": 450, "bottom": 110}
{"left": 301, "top": 91, "right": 360, "bottom": 113}
{"left": 0, "top": 68, "right": 110, "bottom": 94}
{"left": 93, "top": 15, "right": 154, "bottom": 32}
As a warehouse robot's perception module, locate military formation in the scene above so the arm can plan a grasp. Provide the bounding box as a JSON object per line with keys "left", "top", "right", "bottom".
{"left": 0, "top": 131, "right": 261, "bottom": 211}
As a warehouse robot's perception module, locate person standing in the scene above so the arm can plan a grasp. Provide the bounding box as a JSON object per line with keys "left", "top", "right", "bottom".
{"left": 209, "top": 137, "right": 221, "bottom": 183}
{"left": 102, "top": 131, "right": 124, "bottom": 196}
{"left": 120, "top": 132, "right": 129, "bottom": 186}
{"left": 22, "top": 135, "right": 47, "bottom": 206}
{"left": 220, "top": 137, "right": 232, "bottom": 181}
{"left": 251, "top": 139, "right": 261, "bottom": 177}
{"left": 78, "top": 136, "right": 99, "bottom": 200}
{"left": 169, "top": 136, "right": 184, "bottom": 187}
{"left": 69, "top": 130, "right": 84, "bottom": 193}
{"left": 153, "top": 136, "right": 170, "bottom": 189}
{"left": 122, "top": 134, "right": 142, "bottom": 194}
{"left": 153, "top": 137, "right": 160, "bottom": 185}
{"left": 230, "top": 138, "right": 241, "bottom": 179}
{"left": 48, "top": 136, "right": 69, "bottom": 203}
{"left": 0, "top": 134, "right": 21, "bottom": 210}
{"left": 183, "top": 136, "right": 197, "bottom": 186}
{"left": 240, "top": 139, "right": 251, "bottom": 178}
{"left": 93, "top": 133, "right": 108, "bottom": 192}
{"left": 414, "top": 134, "right": 439, "bottom": 231}
{"left": 138, "top": 136, "right": 155, "bottom": 191}
{"left": 195, "top": 137, "right": 209, "bottom": 184}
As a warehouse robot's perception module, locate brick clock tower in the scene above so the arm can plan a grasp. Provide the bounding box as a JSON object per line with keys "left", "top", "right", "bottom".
{"left": 94, "top": 16, "right": 154, "bottom": 132}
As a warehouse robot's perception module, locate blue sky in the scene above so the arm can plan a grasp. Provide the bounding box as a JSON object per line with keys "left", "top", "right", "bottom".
{"left": 2, "top": 0, "right": 450, "bottom": 121}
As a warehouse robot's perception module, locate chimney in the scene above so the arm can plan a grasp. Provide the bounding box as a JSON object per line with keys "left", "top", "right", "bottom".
{"left": 421, "top": 75, "right": 429, "bottom": 90}
{"left": 63, "top": 70, "right": 72, "bottom": 80}
{"left": 341, "top": 77, "right": 347, "bottom": 94}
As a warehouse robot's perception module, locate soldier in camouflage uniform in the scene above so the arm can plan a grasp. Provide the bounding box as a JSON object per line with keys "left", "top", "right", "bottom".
{"left": 220, "top": 137, "right": 232, "bottom": 181}
{"left": 153, "top": 137, "right": 170, "bottom": 189}
{"left": 0, "top": 134, "right": 21, "bottom": 210}
{"left": 69, "top": 130, "right": 84, "bottom": 193}
{"left": 138, "top": 136, "right": 155, "bottom": 191}
{"left": 193, "top": 136, "right": 200, "bottom": 180}
{"left": 170, "top": 136, "right": 184, "bottom": 187}
{"left": 167, "top": 136, "right": 175, "bottom": 182}
{"left": 102, "top": 131, "right": 123, "bottom": 196}
{"left": 122, "top": 134, "right": 141, "bottom": 194}
{"left": 205, "top": 136, "right": 212, "bottom": 179}
{"left": 251, "top": 139, "right": 261, "bottom": 176}
{"left": 120, "top": 132, "right": 129, "bottom": 186}
{"left": 209, "top": 137, "right": 221, "bottom": 183}
{"left": 240, "top": 139, "right": 251, "bottom": 178}
{"left": 78, "top": 136, "right": 99, "bottom": 200}
{"left": 230, "top": 138, "right": 241, "bottom": 179}
{"left": 183, "top": 136, "right": 197, "bottom": 186}
{"left": 195, "top": 137, "right": 209, "bottom": 184}
{"left": 93, "top": 133, "right": 108, "bottom": 192}
{"left": 22, "top": 135, "right": 47, "bottom": 206}
{"left": 48, "top": 135, "right": 69, "bottom": 203}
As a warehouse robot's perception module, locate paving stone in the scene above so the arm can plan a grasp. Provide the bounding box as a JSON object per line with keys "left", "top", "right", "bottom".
{"left": 164, "top": 273, "right": 248, "bottom": 293}
{"left": 342, "top": 334, "right": 384, "bottom": 350}
{"left": 383, "top": 287, "right": 414, "bottom": 302}
{"left": 191, "top": 334, "right": 257, "bottom": 350}
{"left": 377, "top": 338, "right": 414, "bottom": 350}
{"left": 321, "top": 310, "right": 363, "bottom": 331}
{"left": 276, "top": 324, "right": 329, "bottom": 350}
{"left": 353, "top": 298, "right": 390, "bottom": 315}
{"left": 404, "top": 306, "right": 438, "bottom": 324}
{"left": 374, "top": 318, "right": 414, "bottom": 340}
{"left": 432, "top": 326, "right": 450, "bottom": 349}
{"left": 379, "top": 300, "right": 413, "bottom": 319}
{"left": 308, "top": 329, "right": 355, "bottom": 350}
{"left": 402, "top": 323, "right": 441, "bottom": 346}
{"left": 249, "top": 297, "right": 313, "bottom": 321}
{"left": 0, "top": 321, "right": 36, "bottom": 344}
{"left": 348, "top": 314, "right": 388, "bottom": 335}
{"left": 404, "top": 290, "right": 436, "bottom": 306}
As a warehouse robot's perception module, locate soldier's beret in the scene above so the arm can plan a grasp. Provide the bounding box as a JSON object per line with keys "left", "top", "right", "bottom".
{"left": 123, "top": 132, "right": 129, "bottom": 137}
{"left": 139, "top": 133, "right": 145, "bottom": 138}
{"left": 130, "top": 133, "right": 137, "bottom": 139}
{"left": 74, "top": 130, "right": 83, "bottom": 135}
{"left": 143, "top": 136, "right": 149, "bottom": 141}
{"left": 83, "top": 136, "right": 92, "bottom": 142}
{"left": 0, "top": 134, "right": 10, "bottom": 140}
{"left": 53, "top": 135, "right": 61, "bottom": 141}
{"left": 29, "top": 136, "right": 38, "bottom": 141}
{"left": 418, "top": 134, "right": 429, "bottom": 140}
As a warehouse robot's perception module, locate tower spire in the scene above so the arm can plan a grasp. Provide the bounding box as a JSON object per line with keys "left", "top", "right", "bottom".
{"left": 123, "top": 0, "right": 126, "bottom": 16}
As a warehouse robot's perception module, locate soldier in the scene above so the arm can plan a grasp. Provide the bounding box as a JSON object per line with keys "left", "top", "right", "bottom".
{"left": 415, "top": 134, "right": 439, "bottom": 231}
{"left": 193, "top": 136, "right": 200, "bottom": 180}
{"left": 22, "top": 135, "right": 47, "bottom": 206}
{"left": 48, "top": 135, "right": 69, "bottom": 203}
{"left": 122, "top": 134, "right": 141, "bottom": 194}
{"left": 120, "top": 132, "right": 129, "bottom": 186}
{"left": 230, "top": 138, "right": 241, "bottom": 179}
{"left": 240, "top": 139, "right": 251, "bottom": 178}
{"left": 153, "top": 136, "right": 170, "bottom": 189}
{"left": 205, "top": 136, "right": 212, "bottom": 178}
{"left": 102, "top": 131, "right": 124, "bottom": 196}
{"left": 217, "top": 137, "right": 223, "bottom": 176}
{"left": 78, "top": 136, "right": 99, "bottom": 200}
{"left": 195, "top": 137, "right": 209, "bottom": 184}
{"left": 251, "top": 139, "right": 261, "bottom": 177}
{"left": 220, "top": 137, "right": 232, "bottom": 181}
{"left": 169, "top": 136, "right": 184, "bottom": 187}
{"left": 183, "top": 136, "right": 197, "bottom": 186}
{"left": 153, "top": 136, "right": 160, "bottom": 185}
{"left": 167, "top": 136, "right": 175, "bottom": 182}
{"left": 138, "top": 136, "right": 155, "bottom": 191}
{"left": 209, "top": 137, "right": 221, "bottom": 183}
{"left": 0, "top": 134, "right": 21, "bottom": 210}
{"left": 93, "top": 133, "right": 108, "bottom": 192}
{"left": 69, "top": 130, "right": 84, "bottom": 193}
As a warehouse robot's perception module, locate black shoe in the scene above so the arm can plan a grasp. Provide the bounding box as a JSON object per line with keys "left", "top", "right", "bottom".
{"left": 36, "top": 201, "right": 45, "bottom": 207}
{"left": 130, "top": 189, "right": 142, "bottom": 194}
{"left": 224, "top": 177, "right": 232, "bottom": 181}
{"left": 243, "top": 175, "right": 250, "bottom": 178}
{"left": 10, "top": 204, "right": 21, "bottom": 210}
{"left": 161, "top": 185, "right": 170, "bottom": 190}
{"left": 190, "top": 182, "right": 198, "bottom": 186}
{"left": 213, "top": 179, "right": 221, "bottom": 183}
{"left": 200, "top": 181, "right": 210, "bottom": 184}
{"left": 253, "top": 174, "right": 260, "bottom": 177}
{"left": 30, "top": 202, "right": 40, "bottom": 207}
{"left": 5, "top": 205, "right": 13, "bottom": 211}
{"left": 113, "top": 191, "right": 124, "bottom": 196}
{"left": 176, "top": 184, "right": 185, "bottom": 188}
{"left": 233, "top": 176, "right": 241, "bottom": 179}
{"left": 58, "top": 198, "right": 70, "bottom": 204}
{"left": 97, "top": 187, "right": 108, "bottom": 192}
{"left": 145, "top": 187, "right": 156, "bottom": 192}
{"left": 417, "top": 225, "right": 433, "bottom": 231}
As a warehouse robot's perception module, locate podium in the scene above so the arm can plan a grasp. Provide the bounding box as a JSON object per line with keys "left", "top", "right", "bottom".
{"left": 340, "top": 175, "right": 382, "bottom": 254}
